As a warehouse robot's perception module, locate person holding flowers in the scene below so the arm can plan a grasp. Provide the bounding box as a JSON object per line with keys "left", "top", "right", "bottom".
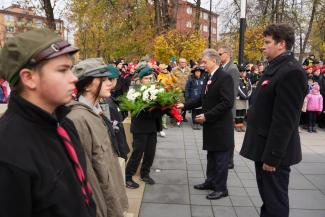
{"left": 124, "top": 67, "right": 163, "bottom": 188}
{"left": 122, "top": 67, "right": 182, "bottom": 189}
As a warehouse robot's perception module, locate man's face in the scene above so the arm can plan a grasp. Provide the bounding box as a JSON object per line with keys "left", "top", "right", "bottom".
{"left": 201, "top": 56, "right": 217, "bottom": 74}
{"left": 117, "top": 63, "right": 123, "bottom": 69}
{"left": 262, "top": 35, "right": 285, "bottom": 61}
{"left": 258, "top": 64, "right": 264, "bottom": 72}
{"left": 217, "top": 48, "right": 229, "bottom": 65}
{"left": 306, "top": 68, "right": 313, "bottom": 74}
{"left": 35, "top": 55, "right": 77, "bottom": 108}
{"left": 240, "top": 71, "right": 246, "bottom": 78}
{"left": 179, "top": 59, "right": 187, "bottom": 68}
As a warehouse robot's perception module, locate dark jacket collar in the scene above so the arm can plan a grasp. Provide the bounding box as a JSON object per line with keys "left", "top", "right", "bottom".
{"left": 7, "top": 92, "right": 71, "bottom": 127}
{"left": 264, "top": 51, "right": 293, "bottom": 76}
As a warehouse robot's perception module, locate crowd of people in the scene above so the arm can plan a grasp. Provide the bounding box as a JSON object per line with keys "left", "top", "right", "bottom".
{"left": 0, "top": 23, "right": 324, "bottom": 217}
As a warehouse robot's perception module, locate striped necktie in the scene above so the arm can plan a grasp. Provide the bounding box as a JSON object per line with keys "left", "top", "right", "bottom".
{"left": 57, "top": 125, "right": 92, "bottom": 205}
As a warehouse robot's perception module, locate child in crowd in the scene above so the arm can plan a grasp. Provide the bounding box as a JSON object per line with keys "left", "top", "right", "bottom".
{"left": 305, "top": 82, "right": 323, "bottom": 133}
{"left": 68, "top": 58, "right": 128, "bottom": 217}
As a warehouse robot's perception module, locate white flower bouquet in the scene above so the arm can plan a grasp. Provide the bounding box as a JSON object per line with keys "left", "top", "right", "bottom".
{"left": 118, "top": 84, "right": 183, "bottom": 120}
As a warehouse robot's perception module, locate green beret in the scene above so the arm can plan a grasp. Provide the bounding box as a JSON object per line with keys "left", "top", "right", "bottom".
{"left": 107, "top": 64, "right": 120, "bottom": 78}
{"left": 138, "top": 67, "right": 153, "bottom": 78}
{"left": 73, "top": 58, "right": 109, "bottom": 81}
{"left": 0, "top": 29, "right": 79, "bottom": 86}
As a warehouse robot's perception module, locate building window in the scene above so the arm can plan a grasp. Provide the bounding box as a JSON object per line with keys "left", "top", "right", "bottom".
{"left": 35, "top": 19, "right": 44, "bottom": 28}
{"left": 212, "top": 27, "right": 217, "bottom": 34}
{"left": 6, "top": 26, "right": 15, "bottom": 33}
{"left": 212, "top": 17, "right": 217, "bottom": 23}
{"left": 186, "top": 7, "right": 192, "bottom": 15}
{"left": 56, "top": 22, "right": 62, "bottom": 30}
{"left": 5, "top": 15, "right": 14, "bottom": 23}
{"left": 203, "top": 25, "right": 208, "bottom": 32}
{"left": 186, "top": 21, "right": 192, "bottom": 28}
{"left": 203, "top": 12, "right": 208, "bottom": 20}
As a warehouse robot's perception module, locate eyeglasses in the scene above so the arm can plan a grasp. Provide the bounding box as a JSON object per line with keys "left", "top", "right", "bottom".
{"left": 218, "top": 52, "right": 226, "bottom": 56}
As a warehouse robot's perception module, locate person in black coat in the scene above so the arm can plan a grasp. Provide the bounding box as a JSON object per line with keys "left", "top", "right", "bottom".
{"left": 125, "top": 67, "right": 163, "bottom": 189}
{"left": 0, "top": 30, "right": 96, "bottom": 217}
{"left": 185, "top": 66, "right": 206, "bottom": 130}
{"left": 178, "top": 48, "right": 234, "bottom": 200}
{"left": 240, "top": 24, "right": 307, "bottom": 217}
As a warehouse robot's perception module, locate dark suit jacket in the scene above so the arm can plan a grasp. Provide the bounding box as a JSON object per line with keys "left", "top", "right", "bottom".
{"left": 185, "top": 67, "right": 234, "bottom": 151}
{"left": 240, "top": 52, "right": 307, "bottom": 167}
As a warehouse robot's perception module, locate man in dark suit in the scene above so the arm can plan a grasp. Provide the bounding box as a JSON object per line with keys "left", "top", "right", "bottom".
{"left": 240, "top": 24, "right": 307, "bottom": 217}
{"left": 178, "top": 49, "right": 234, "bottom": 200}
{"left": 217, "top": 45, "right": 240, "bottom": 169}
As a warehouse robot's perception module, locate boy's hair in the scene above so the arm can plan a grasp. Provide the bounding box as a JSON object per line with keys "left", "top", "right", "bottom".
{"left": 14, "top": 60, "right": 49, "bottom": 94}
{"left": 263, "top": 24, "right": 295, "bottom": 51}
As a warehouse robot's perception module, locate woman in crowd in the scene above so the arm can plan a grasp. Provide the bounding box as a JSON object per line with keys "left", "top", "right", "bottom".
{"left": 185, "top": 66, "right": 205, "bottom": 130}
{"left": 157, "top": 63, "right": 177, "bottom": 130}
{"left": 67, "top": 58, "right": 128, "bottom": 217}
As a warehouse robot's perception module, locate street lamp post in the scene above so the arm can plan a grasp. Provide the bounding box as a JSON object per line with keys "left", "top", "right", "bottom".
{"left": 208, "top": 0, "right": 212, "bottom": 48}
{"left": 238, "top": 0, "right": 246, "bottom": 66}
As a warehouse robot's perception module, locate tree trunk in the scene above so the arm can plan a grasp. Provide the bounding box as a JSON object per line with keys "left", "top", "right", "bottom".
{"left": 161, "top": 0, "right": 169, "bottom": 29}
{"left": 154, "top": 0, "right": 162, "bottom": 34}
{"left": 299, "top": 0, "right": 319, "bottom": 61}
{"left": 169, "top": 0, "right": 179, "bottom": 29}
{"left": 194, "top": 0, "right": 201, "bottom": 31}
{"left": 263, "top": 0, "right": 270, "bottom": 16}
{"left": 275, "top": 0, "right": 280, "bottom": 23}
{"left": 41, "top": 0, "right": 56, "bottom": 30}
{"left": 270, "top": 0, "right": 275, "bottom": 22}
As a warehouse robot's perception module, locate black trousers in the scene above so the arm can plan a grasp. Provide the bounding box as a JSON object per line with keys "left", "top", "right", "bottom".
{"left": 205, "top": 151, "right": 229, "bottom": 191}
{"left": 307, "top": 111, "right": 318, "bottom": 127}
{"left": 255, "top": 162, "right": 290, "bottom": 217}
{"left": 126, "top": 133, "right": 157, "bottom": 179}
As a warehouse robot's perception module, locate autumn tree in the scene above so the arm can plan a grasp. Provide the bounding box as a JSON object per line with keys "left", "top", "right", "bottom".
{"left": 154, "top": 30, "right": 207, "bottom": 63}
{"left": 70, "top": 0, "right": 155, "bottom": 61}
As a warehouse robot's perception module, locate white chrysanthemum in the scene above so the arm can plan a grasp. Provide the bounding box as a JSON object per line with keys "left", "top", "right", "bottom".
{"left": 127, "top": 89, "right": 140, "bottom": 101}
{"left": 140, "top": 86, "right": 147, "bottom": 91}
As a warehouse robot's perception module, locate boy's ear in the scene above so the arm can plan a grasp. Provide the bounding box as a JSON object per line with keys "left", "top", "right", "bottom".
{"left": 19, "top": 68, "right": 38, "bottom": 90}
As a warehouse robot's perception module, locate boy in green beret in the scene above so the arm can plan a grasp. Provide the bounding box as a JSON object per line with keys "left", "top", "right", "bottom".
{"left": 125, "top": 67, "right": 163, "bottom": 189}
{"left": 0, "top": 29, "right": 96, "bottom": 217}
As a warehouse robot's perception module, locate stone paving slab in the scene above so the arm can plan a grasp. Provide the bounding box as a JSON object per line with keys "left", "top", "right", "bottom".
{"left": 138, "top": 121, "right": 325, "bottom": 217}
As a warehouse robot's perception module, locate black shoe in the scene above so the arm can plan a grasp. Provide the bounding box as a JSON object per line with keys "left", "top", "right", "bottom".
{"left": 228, "top": 163, "right": 234, "bottom": 169}
{"left": 308, "top": 127, "right": 312, "bottom": 133}
{"left": 126, "top": 179, "right": 139, "bottom": 189}
{"left": 141, "top": 176, "right": 155, "bottom": 185}
{"left": 194, "top": 183, "right": 212, "bottom": 190}
{"left": 312, "top": 127, "right": 317, "bottom": 133}
{"left": 206, "top": 190, "right": 229, "bottom": 200}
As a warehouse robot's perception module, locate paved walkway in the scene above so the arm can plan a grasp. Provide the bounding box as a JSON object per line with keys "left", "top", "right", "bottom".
{"left": 138, "top": 120, "right": 325, "bottom": 217}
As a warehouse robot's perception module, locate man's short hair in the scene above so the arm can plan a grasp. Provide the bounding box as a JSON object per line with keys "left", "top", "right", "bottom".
{"left": 201, "top": 49, "right": 221, "bottom": 65}
{"left": 263, "top": 24, "right": 295, "bottom": 51}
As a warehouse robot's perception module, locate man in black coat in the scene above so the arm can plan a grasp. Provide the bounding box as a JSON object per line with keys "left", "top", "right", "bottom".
{"left": 178, "top": 48, "right": 234, "bottom": 200}
{"left": 240, "top": 24, "right": 307, "bottom": 217}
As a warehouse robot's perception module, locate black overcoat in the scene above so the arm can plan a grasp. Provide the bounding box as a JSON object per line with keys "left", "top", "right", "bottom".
{"left": 240, "top": 52, "right": 307, "bottom": 167}
{"left": 185, "top": 67, "right": 234, "bottom": 151}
